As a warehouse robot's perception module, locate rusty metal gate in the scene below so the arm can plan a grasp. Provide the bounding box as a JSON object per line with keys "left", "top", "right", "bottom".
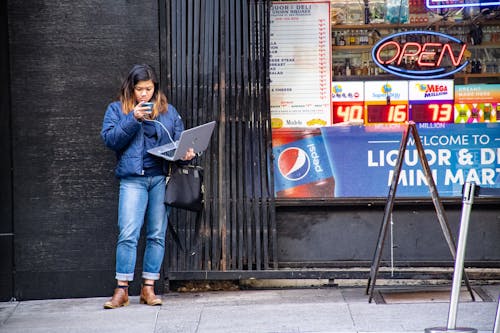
{"left": 160, "top": 0, "right": 277, "bottom": 278}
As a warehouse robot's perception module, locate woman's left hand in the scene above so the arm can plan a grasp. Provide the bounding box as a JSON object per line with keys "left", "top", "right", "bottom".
{"left": 182, "top": 148, "right": 196, "bottom": 161}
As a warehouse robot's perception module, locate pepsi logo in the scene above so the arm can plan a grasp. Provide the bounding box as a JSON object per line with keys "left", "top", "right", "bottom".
{"left": 278, "top": 147, "right": 310, "bottom": 181}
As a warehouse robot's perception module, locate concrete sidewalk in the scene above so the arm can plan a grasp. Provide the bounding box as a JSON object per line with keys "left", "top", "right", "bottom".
{"left": 0, "top": 284, "right": 498, "bottom": 333}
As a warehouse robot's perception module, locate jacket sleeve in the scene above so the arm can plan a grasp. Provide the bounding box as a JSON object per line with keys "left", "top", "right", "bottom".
{"left": 101, "top": 103, "right": 141, "bottom": 151}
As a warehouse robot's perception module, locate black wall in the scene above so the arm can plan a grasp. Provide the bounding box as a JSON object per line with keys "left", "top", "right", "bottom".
{"left": 277, "top": 203, "right": 500, "bottom": 266}
{"left": 6, "top": 0, "right": 161, "bottom": 300}
{"left": 1, "top": 0, "right": 14, "bottom": 302}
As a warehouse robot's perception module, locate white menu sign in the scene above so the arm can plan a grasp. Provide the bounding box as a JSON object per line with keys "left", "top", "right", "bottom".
{"left": 270, "top": 1, "right": 331, "bottom": 128}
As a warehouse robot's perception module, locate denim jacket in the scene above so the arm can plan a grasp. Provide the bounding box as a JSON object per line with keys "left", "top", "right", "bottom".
{"left": 101, "top": 101, "right": 184, "bottom": 178}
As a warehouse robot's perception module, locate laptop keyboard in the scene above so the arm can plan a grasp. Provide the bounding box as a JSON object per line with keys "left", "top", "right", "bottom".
{"left": 161, "top": 149, "right": 176, "bottom": 158}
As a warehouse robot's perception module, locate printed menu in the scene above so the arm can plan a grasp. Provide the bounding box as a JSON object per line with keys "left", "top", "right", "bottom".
{"left": 270, "top": 1, "right": 331, "bottom": 128}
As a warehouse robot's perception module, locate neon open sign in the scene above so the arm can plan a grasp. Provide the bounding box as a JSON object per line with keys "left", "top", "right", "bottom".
{"left": 426, "top": 0, "right": 500, "bottom": 9}
{"left": 371, "top": 31, "right": 468, "bottom": 79}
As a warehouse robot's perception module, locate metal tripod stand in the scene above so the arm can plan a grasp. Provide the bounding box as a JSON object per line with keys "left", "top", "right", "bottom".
{"left": 366, "top": 122, "right": 475, "bottom": 303}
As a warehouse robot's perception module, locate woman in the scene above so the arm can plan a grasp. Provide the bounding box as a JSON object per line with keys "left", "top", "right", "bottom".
{"left": 101, "top": 64, "right": 194, "bottom": 309}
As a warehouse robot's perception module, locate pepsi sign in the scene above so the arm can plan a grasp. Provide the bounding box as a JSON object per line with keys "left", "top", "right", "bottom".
{"left": 272, "top": 131, "right": 335, "bottom": 197}
{"left": 278, "top": 147, "right": 311, "bottom": 181}
{"left": 371, "top": 31, "right": 468, "bottom": 79}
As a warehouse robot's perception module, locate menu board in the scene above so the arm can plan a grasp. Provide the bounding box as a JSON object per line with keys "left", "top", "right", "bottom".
{"left": 270, "top": 1, "right": 331, "bottom": 128}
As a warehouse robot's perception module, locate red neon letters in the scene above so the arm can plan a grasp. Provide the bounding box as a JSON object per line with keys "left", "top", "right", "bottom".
{"left": 375, "top": 41, "right": 467, "bottom": 68}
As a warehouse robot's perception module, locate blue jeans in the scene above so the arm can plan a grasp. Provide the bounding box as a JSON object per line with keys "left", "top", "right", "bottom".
{"left": 115, "top": 175, "right": 169, "bottom": 281}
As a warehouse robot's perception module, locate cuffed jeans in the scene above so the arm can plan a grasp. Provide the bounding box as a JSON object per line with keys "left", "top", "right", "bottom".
{"left": 115, "top": 175, "right": 169, "bottom": 281}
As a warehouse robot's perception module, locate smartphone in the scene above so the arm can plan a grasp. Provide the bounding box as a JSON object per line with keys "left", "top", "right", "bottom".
{"left": 142, "top": 102, "right": 154, "bottom": 113}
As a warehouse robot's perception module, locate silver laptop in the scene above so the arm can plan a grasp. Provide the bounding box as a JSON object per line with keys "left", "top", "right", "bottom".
{"left": 147, "top": 121, "right": 216, "bottom": 161}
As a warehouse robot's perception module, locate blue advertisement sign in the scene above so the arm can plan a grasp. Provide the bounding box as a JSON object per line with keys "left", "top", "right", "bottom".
{"left": 320, "top": 123, "right": 500, "bottom": 198}
{"left": 272, "top": 128, "right": 336, "bottom": 198}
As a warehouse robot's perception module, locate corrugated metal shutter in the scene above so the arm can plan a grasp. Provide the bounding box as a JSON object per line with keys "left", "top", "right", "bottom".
{"left": 160, "top": 0, "right": 277, "bottom": 274}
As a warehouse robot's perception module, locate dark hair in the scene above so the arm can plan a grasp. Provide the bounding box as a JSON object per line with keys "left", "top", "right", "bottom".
{"left": 119, "top": 64, "right": 167, "bottom": 115}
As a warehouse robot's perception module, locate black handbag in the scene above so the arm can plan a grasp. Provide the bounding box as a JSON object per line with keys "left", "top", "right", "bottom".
{"left": 165, "top": 164, "right": 204, "bottom": 211}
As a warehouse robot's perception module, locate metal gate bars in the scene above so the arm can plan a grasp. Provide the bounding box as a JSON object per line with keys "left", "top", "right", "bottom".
{"left": 160, "top": 0, "right": 277, "bottom": 276}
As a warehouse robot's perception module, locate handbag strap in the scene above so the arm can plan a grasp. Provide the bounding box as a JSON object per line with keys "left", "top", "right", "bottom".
{"left": 167, "top": 223, "right": 184, "bottom": 251}
{"left": 188, "top": 209, "right": 203, "bottom": 256}
{"left": 167, "top": 209, "right": 204, "bottom": 255}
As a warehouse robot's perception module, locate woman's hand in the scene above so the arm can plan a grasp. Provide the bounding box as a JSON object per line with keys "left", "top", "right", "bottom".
{"left": 182, "top": 148, "right": 196, "bottom": 161}
{"left": 133, "top": 102, "right": 152, "bottom": 120}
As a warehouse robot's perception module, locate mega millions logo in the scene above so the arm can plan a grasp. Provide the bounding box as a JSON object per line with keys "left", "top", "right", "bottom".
{"left": 278, "top": 147, "right": 310, "bottom": 181}
{"left": 416, "top": 83, "right": 449, "bottom": 98}
{"left": 417, "top": 84, "right": 427, "bottom": 92}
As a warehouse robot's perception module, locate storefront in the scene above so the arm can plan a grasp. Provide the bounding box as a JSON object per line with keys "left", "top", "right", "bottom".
{"left": 269, "top": 1, "right": 499, "bottom": 269}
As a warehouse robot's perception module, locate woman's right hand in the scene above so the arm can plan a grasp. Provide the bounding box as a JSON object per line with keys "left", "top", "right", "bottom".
{"left": 133, "top": 102, "right": 151, "bottom": 120}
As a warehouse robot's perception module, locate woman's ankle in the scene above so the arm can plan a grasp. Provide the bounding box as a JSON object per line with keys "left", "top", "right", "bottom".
{"left": 143, "top": 279, "right": 155, "bottom": 287}
{"left": 117, "top": 280, "right": 129, "bottom": 287}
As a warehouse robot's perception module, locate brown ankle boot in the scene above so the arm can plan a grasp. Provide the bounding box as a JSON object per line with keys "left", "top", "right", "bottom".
{"left": 103, "top": 285, "right": 129, "bottom": 309}
{"left": 140, "top": 283, "right": 162, "bottom": 306}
